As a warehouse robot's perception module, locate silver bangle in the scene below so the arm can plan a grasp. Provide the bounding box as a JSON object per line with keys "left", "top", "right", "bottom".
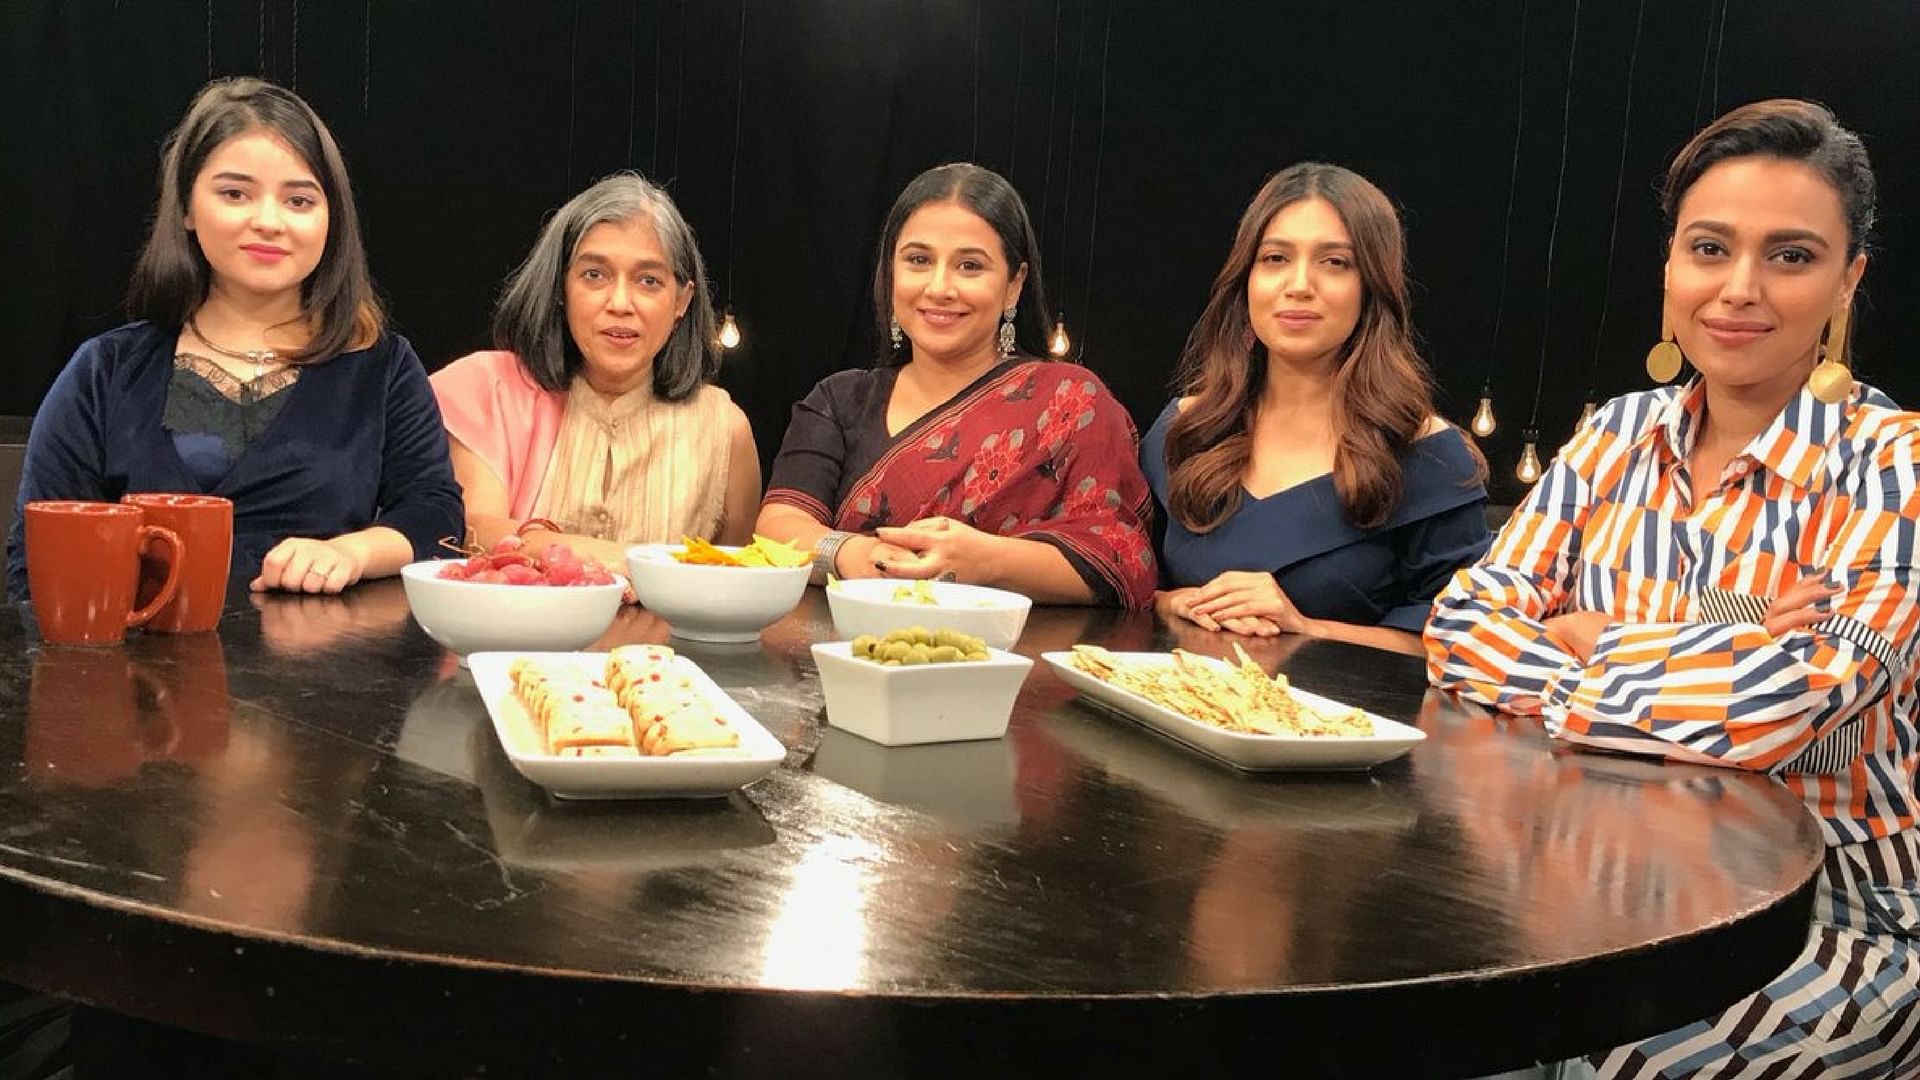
{"left": 811, "top": 530, "right": 854, "bottom": 585}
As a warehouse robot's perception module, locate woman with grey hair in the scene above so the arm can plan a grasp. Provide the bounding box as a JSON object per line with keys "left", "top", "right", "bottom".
{"left": 432, "top": 173, "right": 759, "bottom": 569}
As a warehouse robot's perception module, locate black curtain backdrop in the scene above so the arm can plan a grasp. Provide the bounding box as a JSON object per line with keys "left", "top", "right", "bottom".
{"left": 4, "top": 1, "right": 1917, "bottom": 504}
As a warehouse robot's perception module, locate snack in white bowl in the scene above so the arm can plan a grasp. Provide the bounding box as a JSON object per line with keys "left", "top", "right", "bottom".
{"left": 401, "top": 554, "right": 624, "bottom": 664}
{"left": 825, "top": 577, "right": 1032, "bottom": 651}
{"left": 811, "top": 628, "right": 1033, "bottom": 746}
{"left": 625, "top": 540, "right": 810, "bottom": 643}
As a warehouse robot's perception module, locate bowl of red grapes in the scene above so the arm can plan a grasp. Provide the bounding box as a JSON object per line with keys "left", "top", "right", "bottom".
{"left": 400, "top": 537, "right": 626, "bottom": 662}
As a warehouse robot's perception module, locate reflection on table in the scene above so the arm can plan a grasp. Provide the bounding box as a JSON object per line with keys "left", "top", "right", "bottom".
{"left": 0, "top": 582, "right": 1824, "bottom": 1079}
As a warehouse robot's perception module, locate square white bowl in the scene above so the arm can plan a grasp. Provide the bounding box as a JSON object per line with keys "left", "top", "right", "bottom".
{"left": 468, "top": 651, "right": 786, "bottom": 799}
{"left": 401, "top": 560, "right": 626, "bottom": 663}
{"left": 624, "top": 543, "right": 810, "bottom": 643}
{"left": 810, "top": 641, "right": 1033, "bottom": 746}
{"left": 825, "top": 578, "right": 1032, "bottom": 651}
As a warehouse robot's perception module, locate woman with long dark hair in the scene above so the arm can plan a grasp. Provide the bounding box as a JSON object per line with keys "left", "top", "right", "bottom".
{"left": 755, "top": 163, "right": 1156, "bottom": 607}
{"left": 5, "top": 77, "right": 461, "bottom": 598}
{"left": 1429, "top": 100, "right": 1920, "bottom": 1077}
{"left": 1144, "top": 163, "right": 1489, "bottom": 654}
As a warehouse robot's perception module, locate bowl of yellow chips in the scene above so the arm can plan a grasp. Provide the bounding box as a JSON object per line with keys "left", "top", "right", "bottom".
{"left": 624, "top": 536, "right": 812, "bottom": 643}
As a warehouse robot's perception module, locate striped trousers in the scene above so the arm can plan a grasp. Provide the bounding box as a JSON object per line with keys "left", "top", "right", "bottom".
{"left": 1584, "top": 828, "right": 1920, "bottom": 1079}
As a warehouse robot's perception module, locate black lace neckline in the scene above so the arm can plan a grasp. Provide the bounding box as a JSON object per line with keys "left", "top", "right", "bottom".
{"left": 173, "top": 351, "right": 301, "bottom": 404}
{"left": 163, "top": 354, "right": 303, "bottom": 484}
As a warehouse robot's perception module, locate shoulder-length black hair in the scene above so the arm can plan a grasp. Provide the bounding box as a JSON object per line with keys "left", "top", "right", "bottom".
{"left": 870, "top": 163, "right": 1052, "bottom": 366}
{"left": 127, "top": 76, "right": 382, "bottom": 363}
{"left": 491, "top": 172, "right": 718, "bottom": 401}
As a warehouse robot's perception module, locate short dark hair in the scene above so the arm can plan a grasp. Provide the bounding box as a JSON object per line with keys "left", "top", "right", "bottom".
{"left": 870, "top": 163, "right": 1052, "bottom": 366}
{"left": 127, "top": 76, "right": 382, "bottom": 363}
{"left": 492, "top": 173, "right": 718, "bottom": 401}
{"left": 1664, "top": 99, "right": 1876, "bottom": 259}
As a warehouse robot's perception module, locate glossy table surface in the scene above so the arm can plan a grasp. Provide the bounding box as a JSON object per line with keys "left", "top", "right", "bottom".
{"left": 0, "top": 583, "right": 1824, "bottom": 1078}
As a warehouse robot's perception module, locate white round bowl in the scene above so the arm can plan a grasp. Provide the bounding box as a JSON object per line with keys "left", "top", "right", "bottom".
{"left": 400, "top": 560, "right": 625, "bottom": 662}
{"left": 624, "top": 543, "right": 810, "bottom": 643}
{"left": 825, "top": 578, "right": 1032, "bottom": 651}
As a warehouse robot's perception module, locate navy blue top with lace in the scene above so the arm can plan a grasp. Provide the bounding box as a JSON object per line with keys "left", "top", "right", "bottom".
{"left": 7, "top": 321, "right": 464, "bottom": 600}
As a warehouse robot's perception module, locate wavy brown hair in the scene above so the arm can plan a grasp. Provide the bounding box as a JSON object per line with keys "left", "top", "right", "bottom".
{"left": 1164, "top": 163, "right": 1448, "bottom": 532}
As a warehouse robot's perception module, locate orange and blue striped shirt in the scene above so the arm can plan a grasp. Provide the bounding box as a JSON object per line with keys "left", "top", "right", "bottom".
{"left": 1426, "top": 380, "right": 1920, "bottom": 844}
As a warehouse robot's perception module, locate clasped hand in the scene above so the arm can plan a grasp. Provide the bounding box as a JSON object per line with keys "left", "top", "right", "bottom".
{"left": 1162, "top": 570, "right": 1314, "bottom": 638}
{"left": 869, "top": 515, "right": 999, "bottom": 584}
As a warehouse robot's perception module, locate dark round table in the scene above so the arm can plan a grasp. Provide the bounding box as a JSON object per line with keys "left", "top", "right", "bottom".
{"left": 0, "top": 582, "right": 1823, "bottom": 1078}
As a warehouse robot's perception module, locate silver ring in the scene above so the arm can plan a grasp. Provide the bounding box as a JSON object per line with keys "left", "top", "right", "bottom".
{"left": 936, "top": 570, "right": 958, "bottom": 583}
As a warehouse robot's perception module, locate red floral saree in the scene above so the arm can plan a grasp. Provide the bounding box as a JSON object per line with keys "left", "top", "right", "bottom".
{"left": 763, "top": 360, "right": 1157, "bottom": 608}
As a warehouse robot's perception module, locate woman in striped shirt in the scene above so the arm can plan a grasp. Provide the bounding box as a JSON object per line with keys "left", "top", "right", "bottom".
{"left": 1428, "top": 100, "right": 1920, "bottom": 1077}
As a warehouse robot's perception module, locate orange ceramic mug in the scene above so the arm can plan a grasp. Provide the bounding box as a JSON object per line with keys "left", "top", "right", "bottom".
{"left": 25, "top": 501, "right": 184, "bottom": 646}
{"left": 121, "top": 493, "right": 233, "bottom": 633}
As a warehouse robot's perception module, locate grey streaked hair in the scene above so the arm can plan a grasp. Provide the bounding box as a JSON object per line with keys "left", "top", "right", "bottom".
{"left": 492, "top": 172, "right": 718, "bottom": 399}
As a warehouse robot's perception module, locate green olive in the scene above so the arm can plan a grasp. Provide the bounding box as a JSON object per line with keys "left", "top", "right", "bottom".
{"left": 858, "top": 627, "right": 994, "bottom": 664}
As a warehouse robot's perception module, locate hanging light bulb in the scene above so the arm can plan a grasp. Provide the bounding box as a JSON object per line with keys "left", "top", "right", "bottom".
{"left": 1577, "top": 399, "right": 1597, "bottom": 429}
{"left": 1047, "top": 311, "right": 1071, "bottom": 357}
{"left": 1470, "top": 384, "right": 1498, "bottom": 438}
{"left": 717, "top": 309, "right": 743, "bottom": 350}
{"left": 1515, "top": 430, "right": 1543, "bottom": 484}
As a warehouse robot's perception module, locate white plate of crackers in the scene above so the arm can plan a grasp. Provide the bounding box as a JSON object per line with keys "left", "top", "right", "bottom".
{"left": 468, "top": 647, "right": 787, "bottom": 799}
{"left": 1041, "top": 645, "right": 1425, "bottom": 772}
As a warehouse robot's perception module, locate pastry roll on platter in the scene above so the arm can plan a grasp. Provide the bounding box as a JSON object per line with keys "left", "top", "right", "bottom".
{"left": 641, "top": 701, "right": 740, "bottom": 755}
{"left": 503, "top": 653, "right": 741, "bottom": 758}
{"left": 625, "top": 682, "right": 706, "bottom": 741}
{"left": 556, "top": 744, "right": 631, "bottom": 758}
{"left": 546, "top": 700, "right": 640, "bottom": 754}
{"left": 605, "top": 644, "right": 678, "bottom": 697}
{"left": 507, "top": 657, "right": 543, "bottom": 692}
{"left": 511, "top": 661, "right": 607, "bottom": 741}
{"left": 606, "top": 646, "right": 700, "bottom": 719}
{"left": 510, "top": 658, "right": 599, "bottom": 696}
{"left": 519, "top": 678, "right": 615, "bottom": 743}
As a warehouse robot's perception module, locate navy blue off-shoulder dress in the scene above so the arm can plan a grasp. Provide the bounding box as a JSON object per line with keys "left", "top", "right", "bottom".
{"left": 1142, "top": 400, "right": 1492, "bottom": 634}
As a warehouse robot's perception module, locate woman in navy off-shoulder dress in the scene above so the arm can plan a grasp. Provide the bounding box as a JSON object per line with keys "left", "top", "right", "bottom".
{"left": 1146, "top": 163, "right": 1488, "bottom": 656}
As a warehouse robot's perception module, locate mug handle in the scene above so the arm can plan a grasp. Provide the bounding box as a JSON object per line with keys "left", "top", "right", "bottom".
{"left": 128, "top": 663, "right": 181, "bottom": 757}
{"left": 127, "top": 524, "right": 185, "bottom": 629}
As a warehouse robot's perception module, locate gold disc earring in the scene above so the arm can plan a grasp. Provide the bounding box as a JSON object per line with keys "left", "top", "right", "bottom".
{"left": 1646, "top": 313, "right": 1684, "bottom": 384}
{"left": 1807, "top": 305, "right": 1854, "bottom": 404}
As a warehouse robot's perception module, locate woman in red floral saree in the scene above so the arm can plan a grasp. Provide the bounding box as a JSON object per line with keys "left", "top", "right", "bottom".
{"left": 755, "top": 164, "right": 1156, "bottom": 608}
